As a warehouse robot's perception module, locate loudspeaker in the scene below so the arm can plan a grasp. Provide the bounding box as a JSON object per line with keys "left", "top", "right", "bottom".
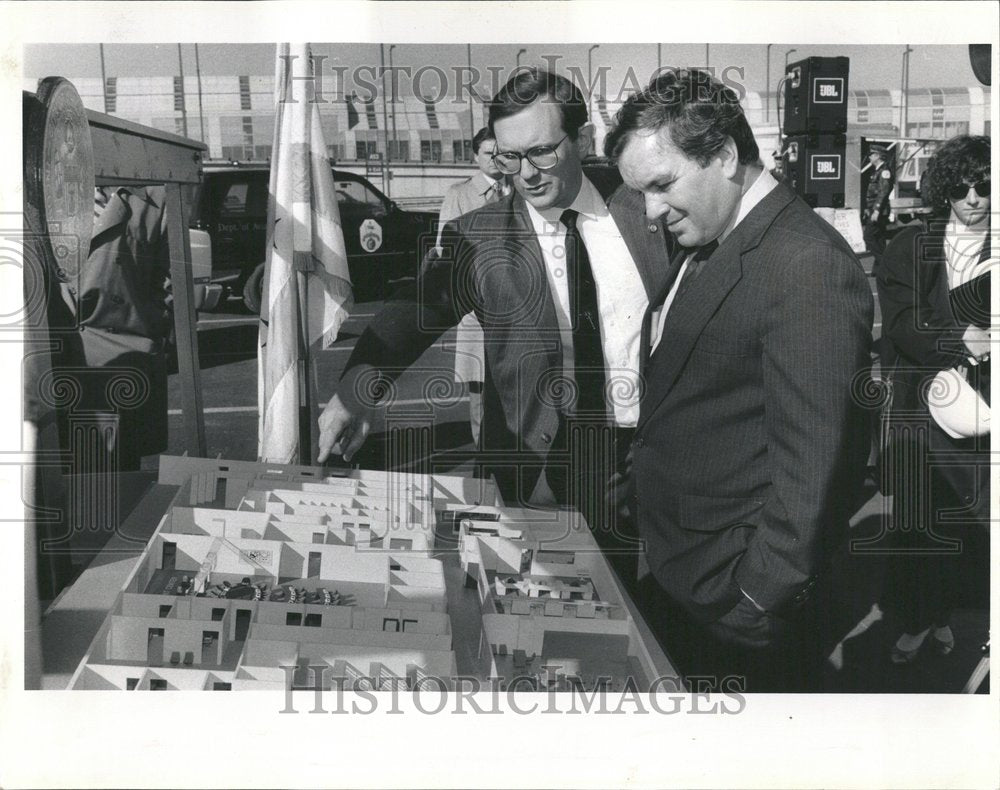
{"left": 783, "top": 56, "right": 850, "bottom": 136}
{"left": 969, "top": 44, "right": 991, "bottom": 86}
{"left": 783, "top": 134, "right": 847, "bottom": 208}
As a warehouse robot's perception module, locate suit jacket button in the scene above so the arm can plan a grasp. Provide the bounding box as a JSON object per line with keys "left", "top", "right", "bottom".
{"left": 541, "top": 432, "right": 552, "bottom": 444}
{"left": 647, "top": 223, "right": 658, "bottom": 233}
{"left": 633, "top": 437, "right": 645, "bottom": 448}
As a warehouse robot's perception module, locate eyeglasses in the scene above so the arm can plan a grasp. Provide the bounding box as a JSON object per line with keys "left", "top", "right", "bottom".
{"left": 948, "top": 181, "right": 990, "bottom": 201}
{"left": 491, "top": 134, "right": 569, "bottom": 175}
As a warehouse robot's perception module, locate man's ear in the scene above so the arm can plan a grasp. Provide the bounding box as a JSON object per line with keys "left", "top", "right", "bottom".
{"left": 717, "top": 136, "right": 740, "bottom": 178}
{"left": 575, "top": 123, "right": 595, "bottom": 158}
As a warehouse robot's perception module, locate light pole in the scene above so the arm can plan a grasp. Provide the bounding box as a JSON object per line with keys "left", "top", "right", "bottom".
{"left": 901, "top": 45, "right": 914, "bottom": 136}
{"left": 657, "top": 43, "right": 662, "bottom": 72}
{"left": 98, "top": 44, "right": 108, "bottom": 113}
{"left": 379, "top": 44, "right": 390, "bottom": 196}
{"left": 765, "top": 44, "right": 773, "bottom": 123}
{"left": 177, "top": 44, "right": 189, "bottom": 138}
{"left": 465, "top": 44, "right": 475, "bottom": 159}
{"left": 705, "top": 44, "right": 710, "bottom": 68}
{"left": 516, "top": 48, "right": 527, "bottom": 71}
{"left": 194, "top": 43, "right": 205, "bottom": 143}
{"left": 587, "top": 44, "right": 599, "bottom": 131}
{"left": 389, "top": 45, "right": 398, "bottom": 161}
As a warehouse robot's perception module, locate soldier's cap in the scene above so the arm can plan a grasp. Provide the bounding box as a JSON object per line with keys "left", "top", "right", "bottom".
{"left": 868, "top": 144, "right": 889, "bottom": 157}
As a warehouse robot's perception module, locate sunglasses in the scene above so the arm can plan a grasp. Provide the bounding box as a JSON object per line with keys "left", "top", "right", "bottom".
{"left": 948, "top": 181, "right": 990, "bottom": 201}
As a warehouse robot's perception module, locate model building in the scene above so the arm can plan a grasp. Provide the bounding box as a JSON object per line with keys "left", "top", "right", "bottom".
{"left": 70, "top": 456, "right": 664, "bottom": 691}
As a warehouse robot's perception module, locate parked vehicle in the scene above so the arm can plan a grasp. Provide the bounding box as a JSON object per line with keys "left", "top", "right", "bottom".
{"left": 192, "top": 158, "right": 624, "bottom": 312}
{"left": 191, "top": 163, "right": 438, "bottom": 310}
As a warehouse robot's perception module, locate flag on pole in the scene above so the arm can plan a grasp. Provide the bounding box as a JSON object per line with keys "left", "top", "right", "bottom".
{"left": 258, "top": 43, "right": 353, "bottom": 464}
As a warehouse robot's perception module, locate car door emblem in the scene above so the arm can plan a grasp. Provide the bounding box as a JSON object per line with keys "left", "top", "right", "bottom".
{"left": 360, "top": 218, "right": 383, "bottom": 252}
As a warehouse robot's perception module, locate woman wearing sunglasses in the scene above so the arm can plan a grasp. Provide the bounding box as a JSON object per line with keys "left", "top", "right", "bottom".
{"left": 875, "top": 134, "right": 992, "bottom": 667}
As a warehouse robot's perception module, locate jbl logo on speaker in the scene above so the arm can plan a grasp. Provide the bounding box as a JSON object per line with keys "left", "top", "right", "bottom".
{"left": 810, "top": 154, "right": 842, "bottom": 180}
{"left": 812, "top": 78, "right": 844, "bottom": 104}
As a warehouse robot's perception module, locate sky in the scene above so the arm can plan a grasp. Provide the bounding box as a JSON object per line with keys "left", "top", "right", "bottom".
{"left": 22, "top": 42, "right": 986, "bottom": 100}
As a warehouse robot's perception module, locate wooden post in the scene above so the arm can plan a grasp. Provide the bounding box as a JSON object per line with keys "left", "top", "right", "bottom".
{"left": 164, "top": 183, "right": 207, "bottom": 456}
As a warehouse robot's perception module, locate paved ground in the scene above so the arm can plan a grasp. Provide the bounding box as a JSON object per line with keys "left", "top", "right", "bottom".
{"left": 153, "top": 294, "right": 989, "bottom": 694}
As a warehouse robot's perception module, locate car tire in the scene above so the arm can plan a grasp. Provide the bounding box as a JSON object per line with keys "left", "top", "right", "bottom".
{"left": 243, "top": 263, "right": 265, "bottom": 314}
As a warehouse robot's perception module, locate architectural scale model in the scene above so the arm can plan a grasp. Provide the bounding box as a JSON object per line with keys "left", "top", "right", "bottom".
{"left": 70, "top": 456, "right": 664, "bottom": 691}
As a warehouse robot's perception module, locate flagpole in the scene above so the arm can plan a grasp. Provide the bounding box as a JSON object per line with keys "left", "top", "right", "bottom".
{"left": 297, "top": 267, "right": 312, "bottom": 465}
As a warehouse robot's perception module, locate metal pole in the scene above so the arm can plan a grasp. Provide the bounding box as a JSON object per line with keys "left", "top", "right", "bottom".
{"left": 657, "top": 43, "right": 661, "bottom": 72}
{"left": 379, "top": 43, "right": 390, "bottom": 196}
{"left": 781, "top": 49, "right": 797, "bottom": 137}
{"left": 99, "top": 44, "right": 108, "bottom": 113}
{"left": 177, "top": 44, "right": 189, "bottom": 138}
{"left": 765, "top": 44, "right": 773, "bottom": 123}
{"left": 706, "top": 44, "right": 710, "bottom": 68}
{"left": 587, "top": 45, "right": 599, "bottom": 127}
{"left": 389, "top": 45, "right": 399, "bottom": 161}
{"left": 902, "top": 45, "right": 913, "bottom": 137}
{"left": 194, "top": 43, "right": 206, "bottom": 144}
{"left": 899, "top": 47, "right": 906, "bottom": 134}
{"left": 466, "top": 44, "right": 475, "bottom": 159}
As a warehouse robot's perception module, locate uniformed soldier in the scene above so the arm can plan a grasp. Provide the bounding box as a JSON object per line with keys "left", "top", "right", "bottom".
{"left": 862, "top": 144, "right": 895, "bottom": 258}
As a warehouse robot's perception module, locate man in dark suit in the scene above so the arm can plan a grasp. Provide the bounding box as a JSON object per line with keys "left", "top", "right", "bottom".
{"left": 318, "top": 69, "right": 673, "bottom": 580}
{"left": 55, "top": 185, "right": 172, "bottom": 473}
{"left": 604, "top": 69, "right": 873, "bottom": 691}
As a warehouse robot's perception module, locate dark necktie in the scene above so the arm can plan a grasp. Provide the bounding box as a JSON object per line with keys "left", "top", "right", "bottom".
{"left": 673, "top": 239, "right": 719, "bottom": 302}
{"left": 561, "top": 209, "right": 606, "bottom": 418}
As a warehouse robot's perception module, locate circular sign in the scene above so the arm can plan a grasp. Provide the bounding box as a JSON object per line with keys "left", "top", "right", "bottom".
{"left": 34, "top": 77, "right": 95, "bottom": 282}
{"left": 360, "top": 218, "right": 383, "bottom": 252}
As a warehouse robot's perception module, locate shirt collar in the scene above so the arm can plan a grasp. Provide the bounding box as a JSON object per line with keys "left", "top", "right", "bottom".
{"left": 480, "top": 173, "right": 501, "bottom": 191}
{"left": 526, "top": 176, "right": 607, "bottom": 230}
{"left": 715, "top": 167, "right": 778, "bottom": 245}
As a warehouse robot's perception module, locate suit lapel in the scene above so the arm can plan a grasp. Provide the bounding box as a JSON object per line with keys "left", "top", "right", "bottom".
{"left": 639, "top": 244, "right": 688, "bottom": 369}
{"left": 922, "top": 225, "right": 957, "bottom": 324}
{"left": 637, "top": 182, "right": 797, "bottom": 430}
{"left": 488, "top": 193, "right": 560, "bottom": 335}
{"left": 639, "top": 242, "right": 743, "bottom": 428}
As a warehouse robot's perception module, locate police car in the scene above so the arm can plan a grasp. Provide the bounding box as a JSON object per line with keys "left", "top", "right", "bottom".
{"left": 190, "top": 163, "right": 438, "bottom": 310}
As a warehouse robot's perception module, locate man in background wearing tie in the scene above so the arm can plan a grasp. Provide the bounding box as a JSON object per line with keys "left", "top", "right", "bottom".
{"left": 319, "top": 69, "right": 673, "bottom": 587}
{"left": 605, "top": 69, "right": 873, "bottom": 691}
{"left": 437, "top": 126, "right": 507, "bottom": 240}
{"left": 437, "top": 127, "right": 508, "bottom": 445}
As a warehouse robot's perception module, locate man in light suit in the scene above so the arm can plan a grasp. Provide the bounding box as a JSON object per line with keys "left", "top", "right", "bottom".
{"left": 605, "top": 69, "right": 873, "bottom": 691}
{"left": 437, "top": 127, "right": 508, "bottom": 445}
{"left": 437, "top": 126, "right": 506, "bottom": 242}
{"left": 319, "top": 69, "right": 673, "bottom": 583}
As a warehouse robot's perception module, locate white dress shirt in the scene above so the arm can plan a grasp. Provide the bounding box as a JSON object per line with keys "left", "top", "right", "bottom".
{"left": 524, "top": 177, "right": 648, "bottom": 426}
{"left": 650, "top": 168, "right": 779, "bottom": 354}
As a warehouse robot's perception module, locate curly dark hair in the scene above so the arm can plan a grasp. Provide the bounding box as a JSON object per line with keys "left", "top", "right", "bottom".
{"left": 921, "top": 134, "right": 990, "bottom": 216}
{"left": 604, "top": 68, "right": 759, "bottom": 166}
